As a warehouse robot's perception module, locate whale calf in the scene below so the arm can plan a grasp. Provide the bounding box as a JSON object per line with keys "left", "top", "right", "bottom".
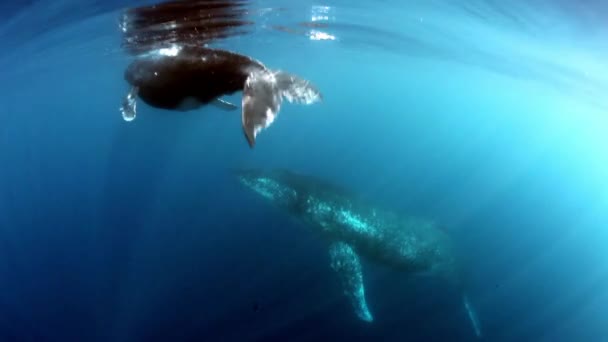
{"left": 236, "top": 168, "right": 482, "bottom": 337}
{"left": 118, "top": 0, "right": 322, "bottom": 147}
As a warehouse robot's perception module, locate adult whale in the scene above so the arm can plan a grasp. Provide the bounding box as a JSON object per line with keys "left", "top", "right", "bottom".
{"left": 235, "top": 168, "right": 482, "bottom": 337}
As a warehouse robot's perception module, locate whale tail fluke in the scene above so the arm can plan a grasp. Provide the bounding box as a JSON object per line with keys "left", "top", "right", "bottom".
{"left": 463, "top": 293, "right": 482, "bottom": 338}
{"left": 241, "top": 69, "right": 322, "bottom": 147}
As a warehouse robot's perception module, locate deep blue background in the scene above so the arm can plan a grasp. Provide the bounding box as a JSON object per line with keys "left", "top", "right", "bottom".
{"left": 1, "top": 1, "right": 607, "bottom": 341}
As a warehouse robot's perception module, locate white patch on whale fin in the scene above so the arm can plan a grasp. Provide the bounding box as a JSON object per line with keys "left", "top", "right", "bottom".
{"left": 274, "top": 71, "right": 322, "bottom": 104}
{"left": 329, "top": 242, "right": 373, "bottom": 322}
{"left": 241, "top": 70, "right": 282, "bottom": 148}
{"left": 463, "top": 293, "right": 482, "bottom": 338}
{"left": 120, "top": 86, "right": 138, "bottom": 122}
{"left": 211, "top": 98, "right": 238, "bottom": 111}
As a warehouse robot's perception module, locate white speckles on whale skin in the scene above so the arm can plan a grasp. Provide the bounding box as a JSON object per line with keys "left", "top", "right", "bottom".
{"left": 305, "top": 197, "right": 333, "bottom": 231}
{"left": 329, "top": 242, "right": 373, "bottom": 322}
{"left": 244, "top": 180, "right": 275, "bottom": 200}
{"left": 305, "top": 197, "right": 379, "bottom": 239}
{"left": 397, "top": 236, "right": 423, "bottom": 260}
{"left": 240, "top": 177, "right": 296, "bottom": 203}
{"left": 336, "top": 209, "right": 374, "bottom": 236}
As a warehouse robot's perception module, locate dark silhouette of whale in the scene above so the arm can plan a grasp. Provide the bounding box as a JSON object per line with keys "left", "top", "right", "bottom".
{"left": 236, "top": 168, "right": 482, "bottom": 337}
{"left": 118, "top": 0, "right": 322, "bottom": 147}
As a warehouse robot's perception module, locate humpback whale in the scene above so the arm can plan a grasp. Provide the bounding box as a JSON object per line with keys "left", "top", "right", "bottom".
{"left": 118, "top": 0, "right": 322, "bottom": 147}
{"left": 236, "top": 168, "right": 482, "bottom": 337}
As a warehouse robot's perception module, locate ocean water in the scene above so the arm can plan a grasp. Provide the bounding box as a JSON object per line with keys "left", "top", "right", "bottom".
{"left": 1, "top": 0, "right": 607, "bottom": 341}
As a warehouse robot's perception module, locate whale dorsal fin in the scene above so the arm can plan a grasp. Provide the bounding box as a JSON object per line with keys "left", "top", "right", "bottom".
{"left": 329, "top": 242, "right": 373, "bottom": 322}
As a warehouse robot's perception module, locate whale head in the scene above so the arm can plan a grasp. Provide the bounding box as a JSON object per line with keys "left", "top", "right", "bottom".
{"left": 235, "top": 168, "right": 301, "bottom": 209}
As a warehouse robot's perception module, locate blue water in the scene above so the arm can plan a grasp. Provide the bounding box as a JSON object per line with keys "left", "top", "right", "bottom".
{"left": 1, "top": 1, "right": 608, "bottom": 341}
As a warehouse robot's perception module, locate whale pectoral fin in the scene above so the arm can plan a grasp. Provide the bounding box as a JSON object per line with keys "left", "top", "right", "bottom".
{"left": 463, "top": 293, "right": 482, "bottom": 338}
{"left": 120, "top": 86, "right": 138, "bottom": 122}
{"left": 274, "top": 71, "right": 322, "bottom": 104}
{"left": 212, "top": 98, "right": 238, "bottom": 111}
{"left": 241, "top": 70, "right": 282, "bottom": 147}
{"left": 241, "top": 70, "right": 321, "bottom": 147}
{"left": 329, "top": 242, "right": 373, "bottom": 322}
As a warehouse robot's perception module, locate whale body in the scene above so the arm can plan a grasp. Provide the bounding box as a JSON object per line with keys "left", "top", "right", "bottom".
{"left": 236, "top": 168, "right": 481, "bottom": 336}
{"left": 118, "top": 0, "right": 322, "bottom": 147}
